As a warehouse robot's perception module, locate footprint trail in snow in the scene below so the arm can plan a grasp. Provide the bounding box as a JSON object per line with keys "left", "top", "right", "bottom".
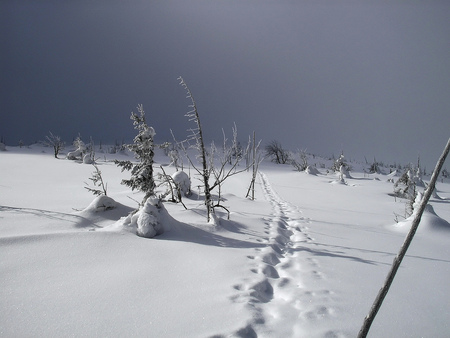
{"left": 228, "top": 172, "right": 344, "bottom": 338}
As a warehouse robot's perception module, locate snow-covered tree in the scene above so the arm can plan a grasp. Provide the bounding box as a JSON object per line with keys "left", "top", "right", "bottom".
{"left": 331, "top": 152, "right": 350, "bottom": 173}
{"left": 115, "top": 104, "right": 156, "bottom": 204}
{"left": 67, "top": 135, "right": 86, "bottom": 160}
{"left": 393, "top": 165, "right": 426, "bottom": 217}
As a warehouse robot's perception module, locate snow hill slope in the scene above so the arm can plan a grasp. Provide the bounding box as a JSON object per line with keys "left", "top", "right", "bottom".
{"left": 1, "top": 144, "right": 449, "bottom": 337}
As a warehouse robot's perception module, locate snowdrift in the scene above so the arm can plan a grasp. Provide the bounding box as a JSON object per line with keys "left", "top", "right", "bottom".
{"left": 393, "top": 203, "right": 450, "bottom": 233}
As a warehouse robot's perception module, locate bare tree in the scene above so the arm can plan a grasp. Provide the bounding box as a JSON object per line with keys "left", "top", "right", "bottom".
{"left": 265, "top": 140, "right": 290, "bottom": 164}
{"left": 209, "top": 124, "right": 251, "bottom": 217}
{"left": 291, "top": 149, "right": 309, "bottom": 172}
{"left": 177, "top": 77, "right": 213, "bottom": 221}
{"left": 246, "top": 131, "right": 262, "bottom": 200}
{"left": 177, "top": 77, "right": 250, "bottom": 222}
{"left": 44, "top": 132, "right": 65, "bottom": 158}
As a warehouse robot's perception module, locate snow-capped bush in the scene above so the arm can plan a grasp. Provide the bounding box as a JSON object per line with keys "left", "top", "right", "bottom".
{"left": 131, "top": 197, "right": 166, "bottom": 238}
{"left": 172, "top": 171, "right": 191, "bottom": 196}
{"left": 67, "top": 148, "right": 83, "bottom": 160}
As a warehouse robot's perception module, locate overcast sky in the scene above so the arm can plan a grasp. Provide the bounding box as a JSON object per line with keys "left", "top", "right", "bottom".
{"left": 1, "top": 1, "right": 449, "bottom": 169}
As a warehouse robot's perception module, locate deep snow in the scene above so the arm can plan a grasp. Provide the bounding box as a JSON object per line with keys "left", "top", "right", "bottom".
{"left": 1, "top": 144, "right": 449, "bottom": 337}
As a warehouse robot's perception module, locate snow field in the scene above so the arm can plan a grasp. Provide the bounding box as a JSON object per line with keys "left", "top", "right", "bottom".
{"left": 1, "top": 144, "right": 449, "bottom": 337}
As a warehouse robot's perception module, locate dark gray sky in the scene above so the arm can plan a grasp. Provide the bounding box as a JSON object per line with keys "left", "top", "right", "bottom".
{"left": 2, "top": 1, "right": 449, "bottom": 169}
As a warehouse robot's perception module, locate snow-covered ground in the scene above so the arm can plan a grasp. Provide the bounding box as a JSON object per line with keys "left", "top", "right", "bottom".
{"left": 1, "top": 144, "right": 449, "bottom": 337}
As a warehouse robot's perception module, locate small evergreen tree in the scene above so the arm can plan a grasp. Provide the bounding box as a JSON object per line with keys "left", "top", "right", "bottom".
{"left": 85, "top": 164, "right": 108, "bottom": 196}
{"left": 331, "top": 152, "right": 350, "bottom": 172}
{"left": 115, "top": 104, "right": 156, "bottom": 204}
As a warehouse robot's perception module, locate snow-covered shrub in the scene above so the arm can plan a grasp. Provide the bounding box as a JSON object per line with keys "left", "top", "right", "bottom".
{"left": 291, "top": 149, "right": 308, "bottom": 172}
{"left": 0, "top": 142, "right": 6, "bottom": 151}
{"left": 130, "top": 197, "right": 166, "bottom": 238}
{"left": 115, "top": 104, "right": 156, "bottom": 204}
{"left": 172, "top": 171, "right": 191, "bottom": 196}
{"left": 393, "top": 169, "right": 415, "bottom": 199}
{"left": 67, "top": 149, "right": 82, "bottom": 160}
{"left": 67, "top": 136, "right": 86, "bottom": 160}
{"left": 331, "top": 153, "right": 350, "bottom": 173}
{"left": 393, "top": 167, "right": 425, "bottom": 216}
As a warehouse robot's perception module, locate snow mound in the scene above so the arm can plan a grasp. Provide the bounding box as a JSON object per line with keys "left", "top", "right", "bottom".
{"left": 393, "top": 203, "right": 450, "bottom": 233}
{"left": 305, "top": 165, "right": 320, "bottom": 175}
{"left": 84, "top": 195, "right": 117, "bottom": 212}
{"left": 0, "top": 143, "right": 6, "bottom": 151}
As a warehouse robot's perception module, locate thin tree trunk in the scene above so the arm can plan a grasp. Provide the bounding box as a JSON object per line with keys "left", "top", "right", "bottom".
{"left": 358, "top": 137, "right": 450, "bottom": 338}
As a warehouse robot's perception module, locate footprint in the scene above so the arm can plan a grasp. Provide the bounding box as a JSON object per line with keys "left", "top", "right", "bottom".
{"left": 277, "top": 277, "right": 290, "bottom": 288}
{"left": 261, "top": 264, "right": 279, "bottom": 279}
{"left": 262, "top": 252, "right": 280, "bottom": 266}
{"left": 249, "top": 278, "right": 274, "bottom": 303}
{"left": 311, "top": 270, "right": 324, "bottom": 279}
{"left": 233, "top": 284, "right": 243, "bottom": 290}
{"left": 302, "top": 306, "right": 333, "bottom": 320}
{"left": 270, "top": 243, "right": 283, "bottom": 255}
{"left": 233, "top": 324, "right": 257, "bottom": 338}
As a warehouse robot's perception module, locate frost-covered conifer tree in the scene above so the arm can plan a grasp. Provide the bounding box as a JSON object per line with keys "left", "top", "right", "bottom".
{"left": 115, "top": 104, "right": 156, "bottom": 204}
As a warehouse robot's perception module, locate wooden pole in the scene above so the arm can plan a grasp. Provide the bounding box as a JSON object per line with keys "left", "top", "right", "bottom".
{"left": 358, "top": 137, "right": 450, "bottom": 338}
